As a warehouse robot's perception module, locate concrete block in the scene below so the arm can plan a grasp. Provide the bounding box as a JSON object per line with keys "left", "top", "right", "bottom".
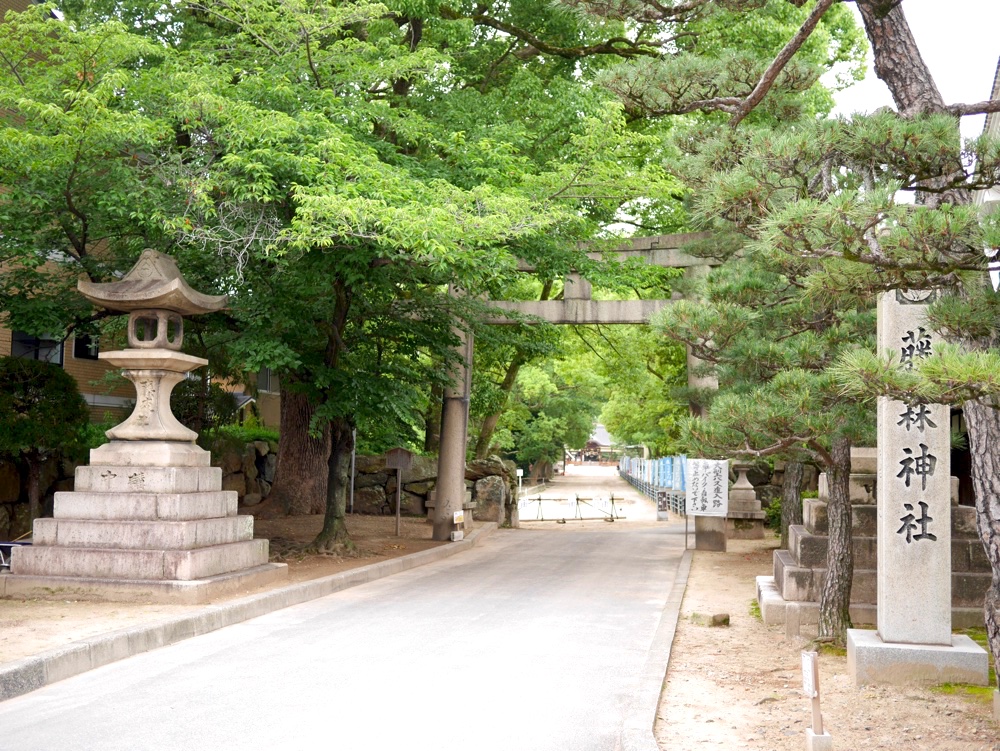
{"left": 43, "top": 642, "right": 94, "bottom": 684}
{"left": 75, "top": 466, "right": 221, "bottom": 494}
{"left": 790, "top": 525, "right": 877, "bottom": 569}
{"left": 756, "top": 576, "right": 786, "bottom": 626}
{"left": 0, "top": 659, "right": 45, "bottom": 701}
{"left": 803, "top": 500, "right": 877, "bottom": 536}
{"left": 163, "top": 539, "right": 269, "bottom": 580}
{"left": 772, "top": 550, "right": 876, "bottom": 604}
{"left": 12, "top": 546, "right": 168, "bottom": 579}
{"left": 805, "top": 729, "right": 833, "bottom": 751}
{"left": 90, "top": 441, "right": 211, "bottom": 468}
{"left": 694, "top": 516, "right": 727, "bottom": 551}
{"left": 952, "top": 572, "right": 990, "bottom": 608}
{"left": 848, "top": 629, "right": 988, "bottom": 686}
{"left": 818, "top": 472, "right": 876, "bottom": 503}
{"left": 994, "top": 690, "right": 999, "bottom": 723}
{"left": 26, "top": 517, "right": 252, "bottom": 550}
{"left": 54, "top": 491, "right": 237, "bottom": 521}
{"left": 785, "top": 602, "right": 801, "bottom": 638}
{"left": 86, "top": 632, "right": 132, "bottom": 668}
{"left": 726, "top": 513, "right": 765, "bottom": 540}
{"left": 952, "top": 505, "right": 978, "bottom": 538}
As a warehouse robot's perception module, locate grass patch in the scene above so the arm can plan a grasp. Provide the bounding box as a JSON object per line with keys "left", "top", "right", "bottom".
{"left": 749, "top": 599, "right": 762, "bottom": 621}
{"left": 815, "top": 641, "right": 847, "bottom": 657}
{"left": 930, "top": 683, "right": 994, "bottom": 703}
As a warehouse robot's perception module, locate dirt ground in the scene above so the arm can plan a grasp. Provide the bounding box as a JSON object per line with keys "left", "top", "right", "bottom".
{"left": 0, "top": 513, "right": 446, "bottom": 664}
{"left": 656, "top": 536, "right": 1000, "bottom": 751}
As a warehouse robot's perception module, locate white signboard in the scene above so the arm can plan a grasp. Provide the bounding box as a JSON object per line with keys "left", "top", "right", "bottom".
{"left": 801, "top": 651, "right": 818, "bottom": 698}
{"left": 684, "top": 459, "right": 729, "bottom": 517}
{"left": 516, "top": 468, "right": 524, "bottom": 478}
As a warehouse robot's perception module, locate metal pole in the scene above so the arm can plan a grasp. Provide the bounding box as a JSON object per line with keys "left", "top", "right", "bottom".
{"left": 349, "top": 427, "right": 356, "bottom": 514}
{"left": 395, "top": 467, "right": 402, "bottom": 537}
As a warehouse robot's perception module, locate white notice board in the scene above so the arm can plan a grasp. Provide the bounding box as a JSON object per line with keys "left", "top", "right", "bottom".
{"left": 685, "top": 459, "right": 729, "bottom": 517}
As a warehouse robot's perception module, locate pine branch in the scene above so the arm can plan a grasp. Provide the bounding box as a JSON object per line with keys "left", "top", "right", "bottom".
{"left": 946, "top": 99, "right": 1000, "bottom": 118}
{"left": 729, "top": 0, "right": 837, "bottom": 127}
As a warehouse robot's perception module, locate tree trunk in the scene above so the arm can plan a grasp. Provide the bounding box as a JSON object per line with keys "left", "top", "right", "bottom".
{"left": 424, "top": 382, "right": 442, "bottom": 454}
{"left": 780, "top": 460, "right": 804, "bottom": 549}
{"left": 817, "top": 436, "right": 853, "bottom": 644}
{"left": 266, "top": 388, "right": 331, "bottom": 516}
{"left": 25, "top": 450, "right": 42, "bottom": 522}
{"left": 474, "top": 352, "right": 526, "bottom": 459}
{"left": 961, "top": 398, "right": 1000, "bottom": 688}
{"left": 312, "top": 416, "right": 355, "bottom": 553}
{"left": 854, "top": 0, "right": 944, "bottom": 116}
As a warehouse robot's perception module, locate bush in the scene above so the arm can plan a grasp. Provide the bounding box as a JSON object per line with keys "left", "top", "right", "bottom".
{"left": 764, "top": 496, "right": 782, "bottom": 530}
{"left": 0, "top": 357, "right": 90, "bottom": 519}
{"left": 170, "top": 378, "right": 239, "bottom": 434}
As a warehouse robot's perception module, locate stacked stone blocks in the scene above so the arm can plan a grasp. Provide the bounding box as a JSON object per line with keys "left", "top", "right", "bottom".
{"left": 767, "top": 453, "right": 989, "bottom": 629}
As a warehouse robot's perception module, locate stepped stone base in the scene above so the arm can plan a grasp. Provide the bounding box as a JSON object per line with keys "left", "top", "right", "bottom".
{"left": 848, "top": 629, "right": 989, "bottom": 687}
{"left": 756, "top": 576, "right": 984, "bottom": 634}
{"left": 1, "top": 563, "right": 287, "bottom": 604}
{"left": 7, "top": 442, "right": 286, "bottom": 603}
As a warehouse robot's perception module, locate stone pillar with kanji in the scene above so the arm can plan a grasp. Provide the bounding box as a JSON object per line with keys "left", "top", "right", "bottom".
{"left": 847, "top": 290, "right": 987, "bottom": 686}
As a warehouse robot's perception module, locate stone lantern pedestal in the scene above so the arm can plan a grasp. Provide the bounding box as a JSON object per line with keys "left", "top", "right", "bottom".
{"left": 6, "top": 250, "right": 286, "bottom": 603}
{"left": 726, "top": 463, "right": 766, "bottom": 540}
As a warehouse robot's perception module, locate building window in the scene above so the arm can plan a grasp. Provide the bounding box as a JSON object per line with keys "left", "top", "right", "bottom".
{"left": 11, "top": 331, "right": 63, "bottom": 365}
{"left": 73, "top": 333, "right": 100, "bottom": 361}
{"left": 257, "top": 367, "right": 279, "bottom": 394}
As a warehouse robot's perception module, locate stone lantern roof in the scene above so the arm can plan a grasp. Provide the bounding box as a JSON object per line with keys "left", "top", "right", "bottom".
{"left": 78, "top": 249, "right": 227, "bottom": 315}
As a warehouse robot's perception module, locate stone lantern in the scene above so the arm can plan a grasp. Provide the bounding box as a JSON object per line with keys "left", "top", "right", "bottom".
{"left": 9, "top": 250, "right": 286, "bottom": 603}
{"left": 77, "top": 249, "right": 227, "bottom": 463}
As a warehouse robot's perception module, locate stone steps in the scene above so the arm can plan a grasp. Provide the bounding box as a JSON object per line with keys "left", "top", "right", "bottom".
{"left": 54, "top": 491, "right": 238, "bottom": 521}
{"left": 33, "top": 516, "right": 253, "bottom": 550}
{"left": 803, "top": 498, "right": 977, "bottom": 538}
{"left": 757, "top": 575, "right": 984, "bottom": 630}
{"left": 774, "top": 548, "right": 989, "bottom": 608}
{"left": 788, "top": 523, "right": 987, "bottom": 572}
{"left": 75, "top": 465, "right": 222, "bottom": 495}
{"left": 12, "top": 539, "right": 269, "bottom": 581}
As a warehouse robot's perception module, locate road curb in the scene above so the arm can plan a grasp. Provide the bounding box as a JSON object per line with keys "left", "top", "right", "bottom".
{"left": 620, "top": 547, "right": 693, "bottom": 751}
{"left": 0, "top": 522, "right": 498, "bottom": 703}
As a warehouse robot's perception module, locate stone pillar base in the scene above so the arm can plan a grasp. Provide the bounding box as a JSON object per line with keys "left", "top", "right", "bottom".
{"left": 1, "top": 564, "right": 286, "bottom": 605}
{"left": 847, "top": 628, "right": 989, "bottom": 687}
{"left": 994, "top": 689, "right": 1000, "bottom": 722}
{"left": 725, "top": 511, "right": 766, "bottom": 539}
{"left": 805, "top": 729, "right": 832, "bottom": 751}
{"left": 694, "top": 516, "right": 727, "bottom": 551}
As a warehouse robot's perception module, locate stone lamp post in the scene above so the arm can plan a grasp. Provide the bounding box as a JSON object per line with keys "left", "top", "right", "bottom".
{"left": 79, "top": 249, "right": 226, "bottom": 464}
{"left": 8, "top": 250, "right": 286, "bottom": 603}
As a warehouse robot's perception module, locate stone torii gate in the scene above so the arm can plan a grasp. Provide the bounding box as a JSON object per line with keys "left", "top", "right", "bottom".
{"left": 430, "top": 232, "right": 718, "bottom": 542}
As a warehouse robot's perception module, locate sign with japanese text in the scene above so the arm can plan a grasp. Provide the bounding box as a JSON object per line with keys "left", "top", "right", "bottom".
{"left": 684, "top": 459, "right": 728, "bottom": 517}
{"left": 876, "top": 290, "right": 952, "bottom": 644}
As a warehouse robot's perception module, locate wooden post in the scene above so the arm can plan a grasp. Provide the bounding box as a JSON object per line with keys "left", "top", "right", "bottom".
{"left": 802, "top": 650, "right": 822, "bottom": 734}
{"left": 384, "top": 448, "right": 414, "bottom": 539}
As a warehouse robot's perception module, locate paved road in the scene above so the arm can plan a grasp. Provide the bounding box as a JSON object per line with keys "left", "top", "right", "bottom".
{"left": 0, "top": 472, "right": 686, "bottom": 751}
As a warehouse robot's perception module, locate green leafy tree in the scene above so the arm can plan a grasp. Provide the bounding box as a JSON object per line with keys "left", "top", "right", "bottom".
{"left": 0, "top": 358, "right": 90, "bottom": 521}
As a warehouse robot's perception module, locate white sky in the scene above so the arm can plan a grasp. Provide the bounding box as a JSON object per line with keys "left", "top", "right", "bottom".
{"left": 831, "top": 0, "right": 1000, "bottom": 140}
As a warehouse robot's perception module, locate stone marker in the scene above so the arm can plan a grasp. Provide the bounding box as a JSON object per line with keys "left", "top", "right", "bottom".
{"left": 726, "top": 462, "right": 766, "bottom": 539}
{"left": 8, "top": 250, "right": 287, "bottom": 603}
{"left": 847, "top": 290, "right": 987, "bottom": 686}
